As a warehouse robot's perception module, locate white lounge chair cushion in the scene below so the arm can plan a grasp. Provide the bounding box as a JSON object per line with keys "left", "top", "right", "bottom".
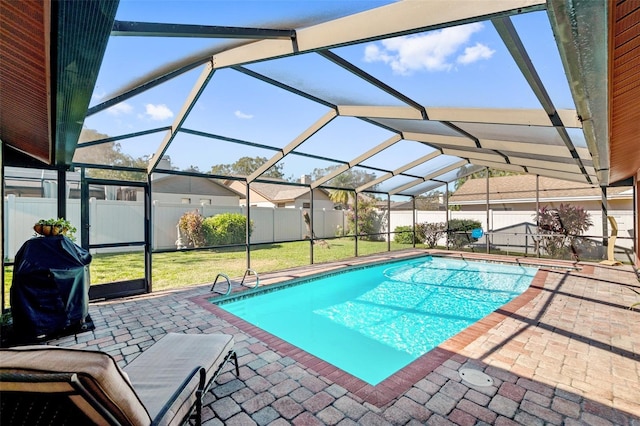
{"left": 123, "top": 333, "right": 235, "bottom": 425}
{"left": 0, "top": 345, "right": 151, "bottom": 425}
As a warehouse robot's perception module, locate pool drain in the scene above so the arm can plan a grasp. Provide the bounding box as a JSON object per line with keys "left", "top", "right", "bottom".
{"left": 458, "top": 368, "right": 494, "bottom": 387}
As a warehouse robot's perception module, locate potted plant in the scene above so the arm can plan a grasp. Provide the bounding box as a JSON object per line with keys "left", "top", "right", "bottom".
{"left": 33, "top": 218, "right": 77, "bottom": 241}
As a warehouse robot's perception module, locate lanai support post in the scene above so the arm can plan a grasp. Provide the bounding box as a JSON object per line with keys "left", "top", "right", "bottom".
{"left": 246, "top": 182, "right": 251, "bottom": 270}
{"left": 1, "top": 146, "right": 4, "bottom": 310}
{"left": 486, "top": 168, "right": 490, "bottom": 254}
{"left": 601, "top": 186, "right": 609, "bottom": 260}
{"left": 80, "top": 168, "right": 89, "bottom": 250}
{"left": 445, "top": 184, "right": 449, "bottom": 250}
{"left": 145, "top": 174, "right": 152, "bottom": 293}
{"left": 634, "top": 181, "right": 638, "bottom": 266}
{"left": 354, "top": 194, "right": 358, "bottom": 257}
{"left": 387, "top": 194, "right": 391, "bottom": 252}
{"left": 412, "top": 195, "right": 416, "bottom": 249}
{"left": 310, "top": 187, "right": 314, "bottom": 264}
{"left": 57, "top": 168, "right": 66, "bottom": 219}
{"left": 536, "top": 174, "right": 540, "bottom": 258}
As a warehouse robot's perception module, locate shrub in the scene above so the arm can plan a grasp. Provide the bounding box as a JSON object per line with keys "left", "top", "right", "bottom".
{"left": 178, "top": 210, "right": 205, "bottom": 248}
{"left": 345, "top": 195, "right": 385, "bottom": 241}
{"left": 202, "top": 213, "right": 252, "bottom": 246}
{"left": 419, "top": 222, "right": 446, "bottom": 248}
{"left": 535, "top": 204, "right": 593, "bottom": 259}
{"left": 393, "top": 225, "right": 417, "bottom": 244}
{"left": 447, "top": 218, "right": 482, "bottom": 249}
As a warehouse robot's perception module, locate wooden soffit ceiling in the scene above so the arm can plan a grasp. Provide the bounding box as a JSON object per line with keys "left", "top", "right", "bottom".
{"left": 0, "top": 0, "right": 118, "bottom": 167}
{"left": 0, "top": 1, "right": 51, "bottom": 164}
{"left": 609, "top": 0, "right": 640, "bottom": 184}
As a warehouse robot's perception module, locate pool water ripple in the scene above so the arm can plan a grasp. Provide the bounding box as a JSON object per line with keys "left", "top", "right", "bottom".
{"left": 218, "top": 256, "right": 537, "bottom": 385}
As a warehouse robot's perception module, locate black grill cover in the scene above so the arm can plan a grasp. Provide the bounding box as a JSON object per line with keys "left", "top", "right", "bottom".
{"left": 11, "top": 235, "right": 93, "bottom": 342}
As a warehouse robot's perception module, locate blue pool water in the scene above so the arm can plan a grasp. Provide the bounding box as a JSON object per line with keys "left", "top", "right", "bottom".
{"left": 218, "top": 256, "right": 537, "bottom": 385}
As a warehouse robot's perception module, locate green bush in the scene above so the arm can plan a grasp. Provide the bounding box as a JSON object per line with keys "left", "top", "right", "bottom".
{"left": 447, "top": 218, "right": 482, "bottom": 249}
{"left": 202, "top": 213, "right": 252, "bottom": 246}
{"left": 393, "top": 225, "right": 419, "bottom": 244}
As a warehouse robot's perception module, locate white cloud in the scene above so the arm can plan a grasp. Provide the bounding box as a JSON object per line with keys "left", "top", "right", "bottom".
{"left": 145, "top": 104, "right": 174, "bottom": 121}
{"left": 92, "top": 90, "right": 106, "bottom": 101}
{"left": 457, "top": 43, "right": 495, "bottom": 65}
{"left": 106, "top": 102, "right": 133, "bottom": 116}
{"left": 364, "top": 23, "right": 489, "bottom": 75}
{"left": 235, "top": 110, "right": 254, "bottom": 119}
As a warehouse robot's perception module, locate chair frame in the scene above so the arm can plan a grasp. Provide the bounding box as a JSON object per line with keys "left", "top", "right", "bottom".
{"left": 0, "top": 342, "right": 239, "bottom": 425}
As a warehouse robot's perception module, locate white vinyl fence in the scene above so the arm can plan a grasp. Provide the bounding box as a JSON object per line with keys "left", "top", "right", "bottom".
{"left": 3, "top": 195, "right": 347, "bottom": 260}
{"left": 387, "top": 209, "right": 635, "bottom": 260}
{"left": 4, "top": 195, "right": 634, "bottom": 261}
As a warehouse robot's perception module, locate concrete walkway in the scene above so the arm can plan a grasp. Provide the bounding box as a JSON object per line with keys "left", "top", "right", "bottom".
{"left": 50, "top": 250, "right": 640, "bottom": 425}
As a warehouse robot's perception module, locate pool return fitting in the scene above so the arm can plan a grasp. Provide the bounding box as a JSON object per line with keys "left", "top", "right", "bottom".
{"left": 211, "top": 268, "right": 260, "bottom": 296}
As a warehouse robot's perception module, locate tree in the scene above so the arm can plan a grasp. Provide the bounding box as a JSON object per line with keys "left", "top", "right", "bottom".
{"left": 177, "top": 210, "right": 206, "bottom": 248}
{"left": 75, "top": 128, "right": 148, "bottom": 180}
{"left": 416, "top": 191, "right": 444, "bottom": 210}
{"left": 311, "top": 166, "right": 378, "bottom": 209}
{"left": 345, "top": 195, "right": 385, "bottom": 240}
{"left": 328, "top": 188, "right": 354, "bottom": 209}
{"left": 311, "top": 166, "right": 377, "bottom": 190}
{"left": 419, "top": 222, "right": 447, "bottom": 248}
{"left": 210, "top": 156, "right": 285, "bottom": 179}
{"left": 454, "top": 166, "right": 521, "bottom": 190}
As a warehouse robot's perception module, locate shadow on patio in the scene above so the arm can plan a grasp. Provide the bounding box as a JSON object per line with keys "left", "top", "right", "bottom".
{"left": 46, "top": 251, "right": 639, "bottom": 425}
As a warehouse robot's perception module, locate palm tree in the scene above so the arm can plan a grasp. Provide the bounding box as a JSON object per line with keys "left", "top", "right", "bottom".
{"left": 329, "top": 189, "right": 354, "bottom": 209}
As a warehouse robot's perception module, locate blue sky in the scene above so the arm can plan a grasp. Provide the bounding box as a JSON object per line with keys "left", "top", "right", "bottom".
{"left": 82, "top": 1, "right": 575, "bottom": 184}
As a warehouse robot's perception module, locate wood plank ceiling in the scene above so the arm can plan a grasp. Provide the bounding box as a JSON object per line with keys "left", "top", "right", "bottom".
{"left": 1, "top": 0, "right": 639, "bottom": 186}
{"left": 609, "top": 0, "right": 640, "bottom": 184}
{"left": 0, "top": 1, "right": 51, "bottom": 164}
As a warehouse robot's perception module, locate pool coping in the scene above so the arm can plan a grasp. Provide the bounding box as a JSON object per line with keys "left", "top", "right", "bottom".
{"left": 190, "top": 252, "right": 589, "bottom": 407}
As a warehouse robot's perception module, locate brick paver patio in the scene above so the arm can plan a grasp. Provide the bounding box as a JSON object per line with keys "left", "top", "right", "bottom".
{"left": 48, "top": 250, "right": 640, "bottom": 425}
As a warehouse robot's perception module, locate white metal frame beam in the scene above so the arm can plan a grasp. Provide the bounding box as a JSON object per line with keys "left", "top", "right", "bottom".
{"left": 247, "top": 110, "right": 337, "bottom": 183}
{"left": 389, "top": 160, "right": 468, "bottom": 195}
{"left": 493, "top": 16, "right": 592, "bottom": 184}
{"left": 148, "top": 62, "right": 215, "bottom": 173}
{"left": 212, "top": 0, "right": 546, "bottom": 69}
{"left": 356, "top": 151, "right": 442, "bottom": 193}
{"left": 310, "top": 134, "right": 401, "bottom": 189}
{"left": 338, "top": 106, "right": 581, "bottom": 127}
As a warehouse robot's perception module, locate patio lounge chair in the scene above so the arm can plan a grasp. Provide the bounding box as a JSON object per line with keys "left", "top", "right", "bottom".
{"left": 0, "top": 332, "right": 239, "bottom": 425}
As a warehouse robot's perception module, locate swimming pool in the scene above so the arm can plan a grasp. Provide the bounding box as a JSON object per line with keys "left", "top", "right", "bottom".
{"left": 217, "top": 256, "right": 537, "bottom": 385}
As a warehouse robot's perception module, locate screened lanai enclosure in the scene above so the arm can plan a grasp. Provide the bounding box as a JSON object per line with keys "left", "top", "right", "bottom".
{"left": 2, "top": 0, "right": 635, "bottom": 304}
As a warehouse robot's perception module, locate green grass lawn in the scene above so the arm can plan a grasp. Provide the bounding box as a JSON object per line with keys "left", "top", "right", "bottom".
{"left": 3, "top": 239, "right": 415, "bottom": 307}
{"left": 3, "top": 238, "right": 623, "bottom": 309}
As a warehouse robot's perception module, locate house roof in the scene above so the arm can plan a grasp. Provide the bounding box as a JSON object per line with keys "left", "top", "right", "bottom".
{"left": 449, "top": 175, "right": 631, "bottom": 205}
{"left": 152, "top": 174, "right": 245, "bottom": 198}
{"left": 242, "top": 181, "right": 328, "bottom": 203}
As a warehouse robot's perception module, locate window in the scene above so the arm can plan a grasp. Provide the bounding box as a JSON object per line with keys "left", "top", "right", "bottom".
{"left": 302, "top": 202, "right": 310, "bottom": 208}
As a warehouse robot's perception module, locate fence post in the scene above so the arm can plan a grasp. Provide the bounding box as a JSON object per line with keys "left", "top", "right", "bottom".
{"left": 272, "top": 206, "right": 276, "bottom": 242}
{"left": 152, "top": 200, "right": 158, "bottom": 251}
{"left": 5, "top": 195, "right": 15, "bottom": 259}
{"left": 89, "top": 197, "right": 97, "bottom": 254}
